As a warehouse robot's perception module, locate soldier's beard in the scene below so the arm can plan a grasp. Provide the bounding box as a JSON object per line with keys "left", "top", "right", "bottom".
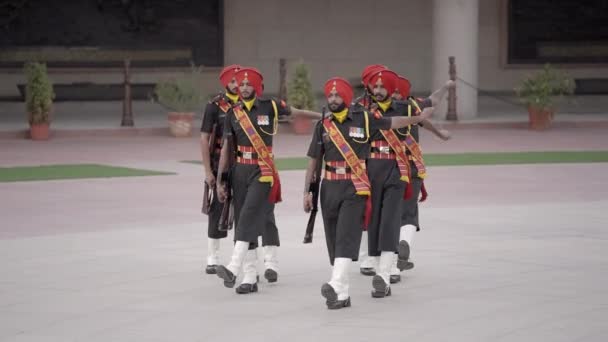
{"left": 375, "top": 93, "right": 388, "bottom": 102}
{"left": 241, "top": 91, "right": 256, "bottom": 101}
{"left": 328, "top": 102, "right": 346, "bottom": 113}
{"left": 226, "top": 86, "right": 238, "bottom": 95}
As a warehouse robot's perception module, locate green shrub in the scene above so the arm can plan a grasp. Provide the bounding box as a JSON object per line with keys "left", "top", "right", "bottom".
{"left": 288, "top": 62, "right": 315, "bottom": 110}
{"left": 515, "top": 64, "right": 575, "bottom": 110}
{"left": 24, "top": 62, "right": 55, "bottom": 125}
{"left": 154, "top": 65, "right": 205, "bottom": 112}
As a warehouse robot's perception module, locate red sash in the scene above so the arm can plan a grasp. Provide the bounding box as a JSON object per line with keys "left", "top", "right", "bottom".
{"left": 218, "top": 98, "right": 231, "bottom": 113}
{"left": 404, "top": 134, "right": 426, "bottom": 179}
{"left": 322, "top": 118, "right": 372, "bottom": 228}
{"left": 233, "top": 105, "right": 281, "bottom": 203}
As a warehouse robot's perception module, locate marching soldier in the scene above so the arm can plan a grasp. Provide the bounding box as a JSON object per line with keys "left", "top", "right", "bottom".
{"left": 303, "top": 77, "right": 433, "bottom": 309}
{"left": 355, "top": 64, "right": 389, "bottom": 277}
{"left": 201, "top": 65, "right": 283, "bottom": 280}
{"left": 200, "top": 64, "right": 241, "bottom": 274}
{"left": 356, "top": 67, "right": 454, "bottom": 282}
{"left": 393, "top": 77, "right": 454, "bottom": 280}
{"left": 363, "top": 69, "right": 426, "bottom": 297}
{"left": 355, "top": 65, "right": 407, "bottom": 279}
{"left": 216, "top": 67, "right": 321, "bottom": 294}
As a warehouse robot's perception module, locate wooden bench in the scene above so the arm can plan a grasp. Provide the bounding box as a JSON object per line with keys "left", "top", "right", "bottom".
{"left": 17, "top": 82, "right": 156, "bottom": 101}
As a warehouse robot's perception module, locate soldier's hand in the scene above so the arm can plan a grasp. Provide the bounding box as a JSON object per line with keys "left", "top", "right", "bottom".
{"left": 205, "top": 172, "right": 216, "bottom": 188}
{"left": 303, "top": 192, "right": 313, "bottom": 213}
{"left": 370, "top": 102, "right": 379, "bottom": 112}
{"left": 217, "top": 184, "right": 227, "bottom": 203}
{"left": 445, "top": 80, "right": 456, "bottom": 89}
{"left": 420, "top": 107, "right": 434, "bottom": 120}
{"left": 439, "top": 129, "right": 452, "bottom": 141}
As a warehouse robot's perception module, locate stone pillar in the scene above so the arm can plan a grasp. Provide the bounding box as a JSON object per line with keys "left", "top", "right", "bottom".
{"left": 432, "top": 0, "right": 479, "bottom": 119}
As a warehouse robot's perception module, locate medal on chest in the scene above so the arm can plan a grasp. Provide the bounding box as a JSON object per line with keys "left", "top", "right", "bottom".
{"left": 257, "top": 115, "right": 270, "bottom": 126}
{"left": 349, "top": 127, "right": 365, "bottom": 138}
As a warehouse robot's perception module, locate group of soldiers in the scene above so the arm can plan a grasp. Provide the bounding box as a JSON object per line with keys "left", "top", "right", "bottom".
{"left": 200, "top": 64, "right": 453, "bottom": 308}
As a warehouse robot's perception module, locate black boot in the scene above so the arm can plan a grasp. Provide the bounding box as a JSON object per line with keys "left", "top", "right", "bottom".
{"left": 321, "top": 283, "right": 351, "bottom": 310}
{"left": 397, "top": 240, "right": 415, "bottom": 271}
{"left": 360, "top": 267, "right": 376, "bottom": 276}
{"left": 327, "top": 297, "right": 351, "bottom": 309}
{"left": 390, "top": 274, "right": 401, "bottom": 284}
{"left": 216, "top": 265, "right": 236, "bottom": 288}
{"left": 371, "top": 275, "right": 392, "bottom": 298}
{"left": 205, "top": 265, "right": 218, "bottom": 274}
{"left": 235, "top": 282, "right": 258, "bottom": 294}
{"left": 264, "top": 269, "right": 278, "bottom": 283}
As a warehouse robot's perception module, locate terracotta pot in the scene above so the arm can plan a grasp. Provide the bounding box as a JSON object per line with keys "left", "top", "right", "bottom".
{"left": 291, "top": 115, "right": 312, "bottom": 135}
{"left": 168, "top": 112, "right": 194, "bottom": 137}
{"left": 30, "top": 123, "right": 50, "bottom": 140}
{"left": 527, "top": 106, "right": 554, "bottom": 131}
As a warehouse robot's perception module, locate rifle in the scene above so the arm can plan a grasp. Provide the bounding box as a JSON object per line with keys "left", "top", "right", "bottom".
{"left": 303, "top": 108, "right": 326, "bottom": 244}
{"left": 365, "top": 88, "right": 373, "bottom": 111}
{"left": 202, "top": 123, "right": 218, "bottom": 215}
{"left": 218, "top": 132, "right": 236, "bottom": 232}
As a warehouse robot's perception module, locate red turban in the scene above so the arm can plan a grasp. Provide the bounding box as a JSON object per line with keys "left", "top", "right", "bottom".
{"left": 361, "top": 64, "right": 388, "bottom": 87}
{"left": 396, "top": 76, "right": 412, "bottom": 98}
{"left": 324, "top": 77, "right": 353, "bottom": 106}
{"left": 368, "top": 69, "right": 399, "bottom": 97}
{"left": 235, "top": 67, "right": 264, "bottom": 97}
{"left": 219, "top": 64, "right": 241, "bottom": 87}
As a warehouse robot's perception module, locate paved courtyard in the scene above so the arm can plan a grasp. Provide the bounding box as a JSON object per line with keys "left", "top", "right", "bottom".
{"left": 1, "top": 127, "right": 607, "bottom": 341}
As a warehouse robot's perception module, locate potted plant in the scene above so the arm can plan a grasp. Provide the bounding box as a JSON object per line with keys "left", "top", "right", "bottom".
{"left": 25, "top": 62, "right": 55, "bottom": 140}
{"left": 515, "top": 64, "right": 575, "bottom": 130}
{"left": 287, "top": 62, "right": 316, "bottom": 134}
{"left": 154, "top": 66, "right": 204, "bottom": 137}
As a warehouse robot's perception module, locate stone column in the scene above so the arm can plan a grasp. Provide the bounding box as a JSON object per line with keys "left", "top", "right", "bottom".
{"left": 432, "top": 0, "right": 479, "bottom": 119}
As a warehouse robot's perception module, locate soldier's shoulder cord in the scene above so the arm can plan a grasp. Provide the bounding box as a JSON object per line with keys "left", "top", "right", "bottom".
{"left": 406, "top": 96, "right": 422, "bottom": 114}
{"left": 407, "top": 96, "right": 421, "bottom": 105}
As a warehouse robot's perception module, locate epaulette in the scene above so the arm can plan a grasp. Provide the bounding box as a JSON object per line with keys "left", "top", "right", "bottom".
{"left": 258, "top": 96, "right": 288, "bottom": 108}
{"left": 350, "top": 101, "right": 366, "bottom": 111}
{"left": 209, "top": 92, "right": 224, "bottom": 104}
{"left": 352, "top": 94, "right": 365, "bottom": 104}
{"left": 349, "top": 106, "right": 367, "bottom": 117}
{"left": 256, "top": 96, "right": 272, "bottom": 103}
{"left": 391, "top": 99, "right": 409, "bottom": 112}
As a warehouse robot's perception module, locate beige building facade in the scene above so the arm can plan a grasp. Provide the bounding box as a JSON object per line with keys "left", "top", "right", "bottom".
{"left": 1, "top": 0, "right": 607, "bottom": 119}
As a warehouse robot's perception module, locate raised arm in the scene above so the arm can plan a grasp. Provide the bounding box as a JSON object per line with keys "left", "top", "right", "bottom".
{"left": 388, "top": 107, "right": 434, "bottom": 129}
{"left": 420, "top": 119, "right": 451, "bottom": 141}
{"left": 428, "top": 80, "right": 455, "bottom": 107}
{"left": 291, "top": 107, "right": 323, "bottom": 120}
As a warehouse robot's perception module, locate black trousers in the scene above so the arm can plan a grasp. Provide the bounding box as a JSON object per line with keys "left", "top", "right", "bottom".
{"left": 231, "top": 164, "right": 280, "bottom": 248}
{"left": 367, "top": 159, "right": 405, "bottom": 256}
{"left": 320, "top": 179, "right": 365, "bottom": 265}
{"left": 401, "top": 176, "right": 422, "bottom": 231}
